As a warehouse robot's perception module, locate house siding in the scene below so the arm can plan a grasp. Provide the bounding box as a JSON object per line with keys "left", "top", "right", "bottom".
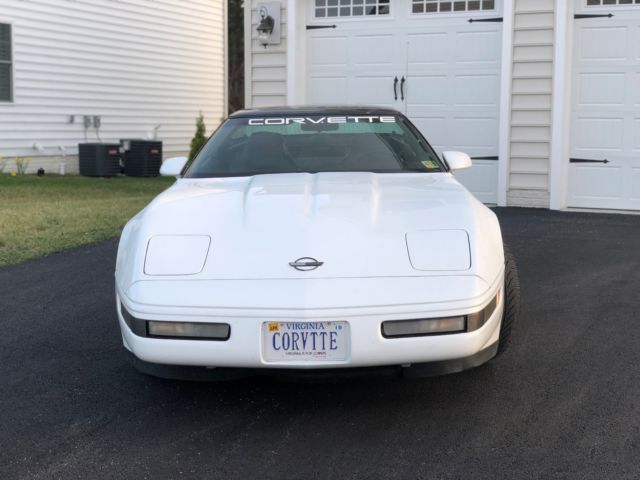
{"left": 507, "top": 0, "right": 555, "bottom": 207}
{"left": 244, "top": 0, "right": 288, "bottom": 108}
{"left": 0, "top": 0, "right": 226, "bottom": 174}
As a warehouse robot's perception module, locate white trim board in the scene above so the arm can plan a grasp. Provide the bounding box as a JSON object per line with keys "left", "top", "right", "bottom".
{"left": 286, "top": 0, "right": 306, "bottom": 105}
{"left": 549, "top": 0, "right": 574, "bottom": 211}
{"left": 497, "top": 0, "right": 514, "bottom": 207}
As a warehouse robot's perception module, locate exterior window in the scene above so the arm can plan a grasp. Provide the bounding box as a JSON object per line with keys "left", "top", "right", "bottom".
{"left": 586, "top": 0, "right": 640, "bottom": 5}
{"left": 183, "top": 116, "right": 444, "bottom": 178}
{"left": 314, "top": 0, "right": 390, "bottom": 18}
{"left": 0, "top": 24, "right": 11, "bottom": 102}
{"left": 411, "top": 0, "right": 495, "bottom": 14}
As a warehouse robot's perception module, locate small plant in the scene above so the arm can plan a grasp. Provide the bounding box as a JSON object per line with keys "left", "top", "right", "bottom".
{"left": 0, "top": 156, "right": 6, "bottom": 173}
{"left": 188, "top": 112, "right": 207, "bottom": 161}
{"left": 15, "top": 156, "right": 32, "bottom": 175}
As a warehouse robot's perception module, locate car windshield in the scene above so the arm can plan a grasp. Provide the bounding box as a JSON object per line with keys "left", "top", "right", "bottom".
{"left": 183, "top": 114, "right": 445, "bottom": 178}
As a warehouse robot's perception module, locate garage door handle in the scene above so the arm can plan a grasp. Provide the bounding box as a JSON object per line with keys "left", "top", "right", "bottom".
{"left": 393, "top": 76, "right": 398, "bottom": 101}
{"left": 400, "top": 76, "right": 405, "bottom": 101}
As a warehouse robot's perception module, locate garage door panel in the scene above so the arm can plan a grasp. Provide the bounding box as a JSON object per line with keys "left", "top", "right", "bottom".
{"left": 353, "top": 34, "right": 395, "bottom": 66}
{"left": 308, "top": 36, "right": 349, "bottom": 66}
{"left": 578, "top": 27, "right": 628, "bottom": 62}
{"left": 575, "top": 117, "right": 624, "bottom": 151}
{"left": 404, "top": 75, "right": 448, "bottom": 106}
{"left": 569, "top": 3, "right": 640, "bottom": 210}
{"left": 576, "top": 73, "right": 626, "bottom": 106}
{"left": 407, "top": 33, "right": 449, "bottom": 65}
{"left": 350, "top": 76, "right": 397, "bottom": 107}
{"left": 632, "top": 169, "right": 640, "bottom": 199}
{"left": 451, "top": 117, "right": 498, "bottom": 150}
{"left": 406, "top": 17, "right": 502, "bottom": 204}
{"left": 307, "top": 77, "right": 349, "bottom": 104}
{"left": 454, "top": 74, "right": 499, "bottom": 106}
{"left": 454, "top": 30, "right": 501, "bottom": 64}
{"left": 571, "top": 166, "right": 623, "bottom": 199}
{"left": 634, "top": 119, "right": 640, "bottom": 151}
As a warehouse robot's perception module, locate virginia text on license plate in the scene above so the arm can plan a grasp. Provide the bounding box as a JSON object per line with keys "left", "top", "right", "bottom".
{"left": 262, "top": 321, "right": 350, "bottom": 362}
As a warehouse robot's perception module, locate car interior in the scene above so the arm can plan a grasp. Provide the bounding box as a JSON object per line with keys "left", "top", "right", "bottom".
{"left": 214, "top": 131, "right": 439, "bottom": 174}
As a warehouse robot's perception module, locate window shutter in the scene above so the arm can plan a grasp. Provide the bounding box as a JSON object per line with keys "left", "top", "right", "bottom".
{"left": 0, "top": 65, "right": 10, "bottom": 101}
{"left": 0, "top": 24, "right": 11, "bottom": 101}
{"left": 0, "top": 24, "right": 10, "bottom": 62}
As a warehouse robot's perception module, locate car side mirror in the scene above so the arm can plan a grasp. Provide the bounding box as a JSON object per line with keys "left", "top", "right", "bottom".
{"left": 442, "top": 151, "right": 472, "bottom": 171}
{"left": 160, "top": 156, "right": 188, "bottom": 177}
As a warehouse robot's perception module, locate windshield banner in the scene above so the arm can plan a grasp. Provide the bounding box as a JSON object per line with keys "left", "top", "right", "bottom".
{"left": 247, "top": 116, "right": 397, "bottom": 126}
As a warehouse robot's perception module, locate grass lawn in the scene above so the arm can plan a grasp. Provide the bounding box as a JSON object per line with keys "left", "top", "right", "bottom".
{"left": 0, "top": 174, "right": 174, "bottom": 267}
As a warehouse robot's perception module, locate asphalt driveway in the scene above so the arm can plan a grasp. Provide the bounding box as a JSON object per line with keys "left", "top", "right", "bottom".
{"left": 1, "top": 208, "right": 639, "bottom": 479}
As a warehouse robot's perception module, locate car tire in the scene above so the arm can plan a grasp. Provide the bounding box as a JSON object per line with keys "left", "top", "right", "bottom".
{"left": 497, "top": 245, "right": 521, "bottom": 356}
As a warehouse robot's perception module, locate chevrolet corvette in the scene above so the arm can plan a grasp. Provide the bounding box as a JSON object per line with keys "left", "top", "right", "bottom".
{"left": 115, "top": 107, "right": 520, "bottom": 379}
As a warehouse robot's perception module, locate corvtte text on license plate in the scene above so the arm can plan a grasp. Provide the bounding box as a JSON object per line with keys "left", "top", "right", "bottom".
{"left": 262, "top": 321, "right": 349, "bottom": 362}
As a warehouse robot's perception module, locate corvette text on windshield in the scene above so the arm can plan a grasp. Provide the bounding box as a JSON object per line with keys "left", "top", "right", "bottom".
{"left": 247, "top": 116, "right": 397, "bottom": 126}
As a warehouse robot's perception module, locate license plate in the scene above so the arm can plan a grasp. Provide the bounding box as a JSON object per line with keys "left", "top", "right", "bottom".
{"left": 262, "top": 321, "right": 350, "bottom": 362}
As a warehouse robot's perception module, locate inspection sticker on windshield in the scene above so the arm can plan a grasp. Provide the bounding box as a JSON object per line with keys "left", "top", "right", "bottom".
{"left": 247, "top": 116, "right": 396, "bottom": 126}
{"left": 422, "top": 160, "right": 439, "bottom": 169}
{"left": 262, "top": 321, "right": 350, "bottom": 362}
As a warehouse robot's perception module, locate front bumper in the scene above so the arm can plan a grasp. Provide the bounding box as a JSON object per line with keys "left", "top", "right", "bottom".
{"left": 125, "top": 342, "right": 499, "bottom": 381}
{"left": 116, "top": 274, "right": 504, "bottom": 373}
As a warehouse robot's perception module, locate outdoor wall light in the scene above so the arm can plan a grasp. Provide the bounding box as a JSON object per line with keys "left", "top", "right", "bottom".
{"left": 257, "top": 7, "right": 274, "bottom": 48}
{"left": 256, "top": 3, "right": 281, "bottom": 48}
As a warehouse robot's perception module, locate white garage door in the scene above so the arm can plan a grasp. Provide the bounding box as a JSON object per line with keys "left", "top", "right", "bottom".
{"left": 306, "top": 0, "right": 503, "bottom": 204}
{"left": 569, "top": 0, "right": 640, "bottom": 211}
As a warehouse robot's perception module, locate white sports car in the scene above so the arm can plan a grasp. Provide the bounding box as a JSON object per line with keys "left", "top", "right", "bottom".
{"left": 115, "top": 107, "right": 520, "bottom": 380}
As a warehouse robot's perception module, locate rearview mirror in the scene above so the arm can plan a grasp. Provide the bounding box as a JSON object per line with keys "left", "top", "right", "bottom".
{"left": 442, "top": 151, "right": 472, "bottom": 171}
{"left": 160, "top": 156, "right": 188, "bottom": 177}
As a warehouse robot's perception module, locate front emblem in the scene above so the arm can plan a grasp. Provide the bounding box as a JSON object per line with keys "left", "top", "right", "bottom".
{"left": 289, "top": 257, "right": 324, "bottom": 271}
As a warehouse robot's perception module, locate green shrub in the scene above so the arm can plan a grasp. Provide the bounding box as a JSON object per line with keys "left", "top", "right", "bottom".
{"left": 188, "top": 112, "right": 207, "bottom": 161}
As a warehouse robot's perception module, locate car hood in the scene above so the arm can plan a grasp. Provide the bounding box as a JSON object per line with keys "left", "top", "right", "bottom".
{"left": 116, "top": 172, "right": 503, "bottom": 287}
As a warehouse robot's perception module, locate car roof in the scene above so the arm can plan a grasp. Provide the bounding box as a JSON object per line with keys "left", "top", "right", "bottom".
{"left": 229, "top": 106, "right": 402, "bottom": 118}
